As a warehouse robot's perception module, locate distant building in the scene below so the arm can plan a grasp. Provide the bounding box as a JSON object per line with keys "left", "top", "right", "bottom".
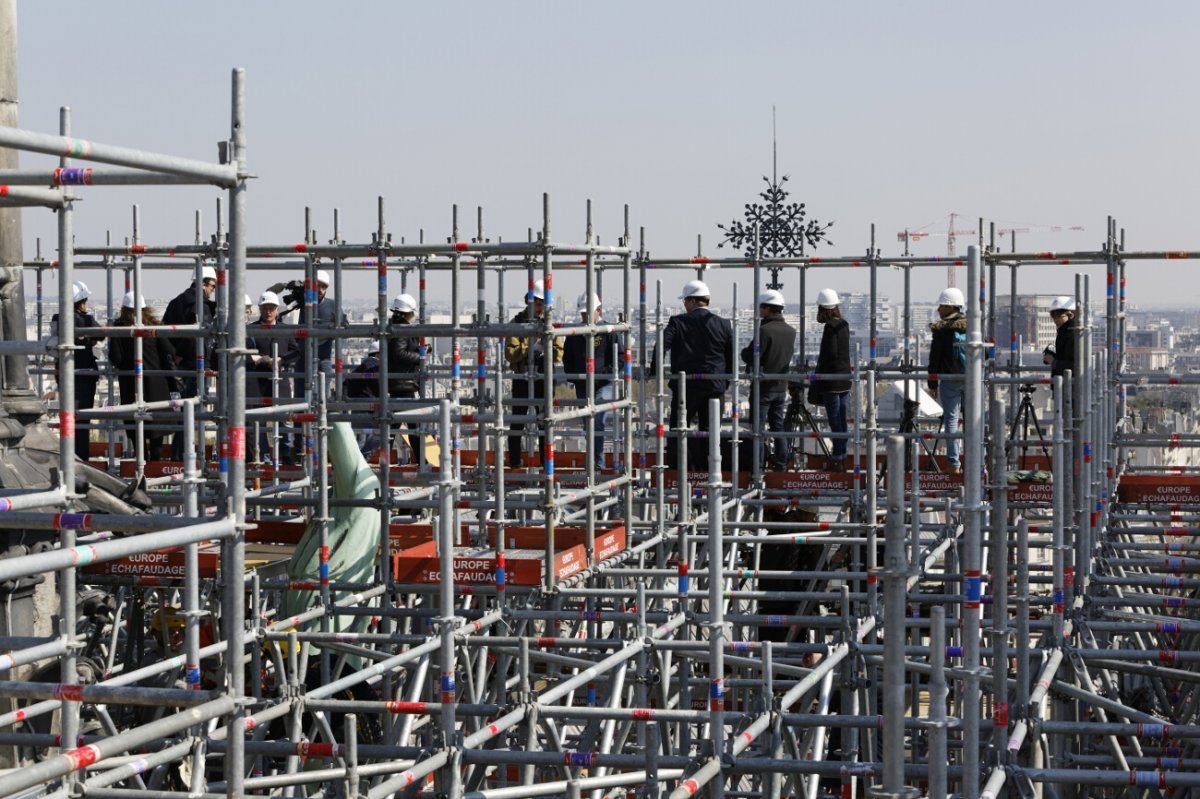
{"left": 1126, "top": 347, "right": 1170, "bottom": 372}
{"left": 995, "top": 294, "right": 1059, "bottom": 353}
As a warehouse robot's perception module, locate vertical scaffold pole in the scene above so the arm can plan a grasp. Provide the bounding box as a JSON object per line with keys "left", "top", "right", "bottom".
{"left": 55, "top": 104, "right": 80, "bottom": 783}
{"left": 223, "top": 66, "right": 248, "bottom": 799}
{"left": 542, "top": 193, "right": 557, "bottom": 591}
{"left": 962, "top": 244, "right": 985, "bottom": 799}
{"left": 880, "top": 434, "right": 909, "bottom": 798}
{"left": 707, "top": 396, "right": 726, "bottom": 799}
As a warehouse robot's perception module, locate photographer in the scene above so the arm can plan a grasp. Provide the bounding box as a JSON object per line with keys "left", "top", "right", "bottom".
{"left": 387, "top": 294, "right": 423, "bottom": 459}
{"left": 1042, "top": 295, "right": 1077, "bottom": 377}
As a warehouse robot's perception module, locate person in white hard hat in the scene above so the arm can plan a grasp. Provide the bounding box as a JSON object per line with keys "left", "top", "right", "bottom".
{"left": 295, "top": 268, "right": 341, "bottom": 403}
{"left": 163, "top": 263, "right": 218, "bottom": 460}
{"left": 657, "top": 279, "right": 734, "bottom": 471}
{"left": 811, "top": 288, "right": 852, "bottom": 471}
{"left": 505, "top": 279, "right": 564, "bottom": 468}
{"left": 109, "top": 293, "right": 177, "bottom": 460}
{"left": 49, "top": 280, "right": 103, "bottom": 460}
{"left": 927, "top": 287, "right": 968, "bottom": 473}
{"left": 562, "top": 292, "right": 621, "bottom": 471}
{"left": 246, "top": 290, "right": 301, "bottom": 463}
{"left": 741, "top": 289, "right": 797, "bottom": 471}
{"left": 1042, "top": 295, "right": 1077, "bottom": 378}
{"left": 386, "top": 294, "right": 423, "bottom": 459}
{"left": 244, "top": 294, "right": 254, "bottom": 323}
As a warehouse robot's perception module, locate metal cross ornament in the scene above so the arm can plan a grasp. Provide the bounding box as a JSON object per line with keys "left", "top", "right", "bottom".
{"left": 717, "top": 174, "right": 834, "bottom": 290}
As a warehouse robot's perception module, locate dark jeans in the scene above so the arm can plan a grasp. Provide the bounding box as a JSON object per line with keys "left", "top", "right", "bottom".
{"left": 823, "top": 391, "right": 849, "bottom": 460}
{"left": 759, "top": 391, "right": 788, "bottom": 469}
{"left": 509, "top": 377, "right": 546, "bottom": 468}
{"left": 393, "top": 389, "right": 422, "bottom": 463}
{"left": 75, "top": 374, "right": 98, "bottom": 462}
{"left": 668, "top": 391, "right": 723, "bottom": 472}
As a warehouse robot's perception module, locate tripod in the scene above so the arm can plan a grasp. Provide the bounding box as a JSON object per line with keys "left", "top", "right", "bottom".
{"left": 1009, "top": 384, "right": 1051, "bottom": 471}
{"left": 784, "top": 394, "right": 831, "bottom": 469}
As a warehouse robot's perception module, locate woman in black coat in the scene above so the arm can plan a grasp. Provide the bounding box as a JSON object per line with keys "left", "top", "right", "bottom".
{"left": 108, "top": 296, "right": 177, "bottom": 460}
{"left": 50, "top": 281, "right": 102, "bottom": 461}
{"left": 812, "top": 289, "right": 852, "bottom": 470}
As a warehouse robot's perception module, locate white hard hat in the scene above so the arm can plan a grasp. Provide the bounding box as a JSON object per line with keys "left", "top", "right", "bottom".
{"left": 72, "top": 281, "right": 90, "bottom": 304}
{"left": 316, "top": 269, "right": 331, "bottom": 287}
{"left": 816, "top": 288, "right": 839, "bottom": 309}
{"left": 201, "top": 265, "right": 217, "bottom": 282}
{"left": 121, "top": 290, "right": 145, "bottom": 309}
{"left": 937, "top": 287, "right": 965, "bottom": 308}
{"left": 529, "top": 280, "right": 546, "bottom": 301}
{"left": 679, "top": 280, "right": 710, "bottom": 300}
{"left": 1049, "top": 295, "right": 1076, "bottom": 313}
{"left": 391, "top": 293, "right": 417, "bottom": 313}
{"left": 244, "top": 293, "right": 253, "bottom": 307}
{"left": 757, "top": 289, "right": 785, "bottom": 308}
{"left": 577, "top": 292, "right": 601, "bottom": 312}
{"left": 258, "top": 290, "right": 281, "bottom": 307}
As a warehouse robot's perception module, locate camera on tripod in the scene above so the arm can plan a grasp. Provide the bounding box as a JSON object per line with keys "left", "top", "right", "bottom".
{"left": 1019, "top": 383, "right": 1037, "bottom": 396}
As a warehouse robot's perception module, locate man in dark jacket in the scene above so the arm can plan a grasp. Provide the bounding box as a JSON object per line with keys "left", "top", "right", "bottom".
{"left": 50, "top": 281, "right": 102, "bottom": 461}
{"left": 659, "top": 280, "right": 734, "bottom": 471}
{"left": 563, "top": 292, "right": 621, "bottom": 471}
{"left": 1043, "top": 295, "right": 1077, "bottom": 378}
{"left": 295, "top": 268, "right": 341, "bottom": 402}
{"left": 345, "top": 345, "right": 382, "bottom": 454}
{"left": 742, "top": 289, "right": 796, "bottom": 471}
{"left": 504, "top": 280, "right": 564, "bottom": 468}
{"left": 162, "top": 264, "right": 217, "bottom": 460}
{"left": 387, "top": 293, "right": 423, "bottom": 459}
{"left": 246, "top": 290, "right": 301, "bottom": 463}
{"left": 927, "top": 287, "right": 967, "bottom": 473}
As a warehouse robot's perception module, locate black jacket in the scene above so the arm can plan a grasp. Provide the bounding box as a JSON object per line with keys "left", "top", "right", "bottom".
{"left": 246, "top": 320, "right": 301, "bottom": 399}
{"left": 345, "top": 354, "right": 381, "bottom": 399}
{"left": 50, "top": 308, "right": 102, "bottom": 371}
{"left": 386, "top": 318, "right": 422, "bottom": 396}
{"left": 109, "top": 330, "right": 178, "bottom": 406}
{"left": 659, "top": 307, "right": 734, "bottom": 396}
{"left": 741, "top": 313, "right": 796, "bottom": 394}
{"left": 162, "top": 284, "right": 216, "bottom": 372}
{"left": 1051, "top": 318, "right": 1077, "bottom": 378}
{"left": 816, "top": 318, "right": 851, "bottom": 394}
{"left": 563, "top": 321, "right": 621, "bottom": 395}
{"left": 926, "top": 312, "right": 967, "bottom": 391}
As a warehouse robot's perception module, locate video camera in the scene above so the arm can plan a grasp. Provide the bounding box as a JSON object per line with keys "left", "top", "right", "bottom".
{"left": 267, "top": 280, "right": 306, "bottom": 315}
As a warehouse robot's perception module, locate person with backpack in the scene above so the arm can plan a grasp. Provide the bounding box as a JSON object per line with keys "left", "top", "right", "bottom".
{"left": 810, "top": 289, "right": 851, "bottom": 471}
{"left": 741, "top": 289, "right": 796, "bottom": 471}
{"left": 927, "top": 287, "right": 967, "bottom": 474}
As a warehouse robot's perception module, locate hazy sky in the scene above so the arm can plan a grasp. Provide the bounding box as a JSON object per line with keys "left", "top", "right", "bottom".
{"left": 12, "top": 2, "right": 1199, "bottom": 312}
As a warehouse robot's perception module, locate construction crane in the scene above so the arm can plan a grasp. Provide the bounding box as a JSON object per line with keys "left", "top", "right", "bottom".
{"left": 995, "top": 223, "right": 1085, "bottom": 252}
{"left": 897, "top": 212, "right": 976, "bottom": 288}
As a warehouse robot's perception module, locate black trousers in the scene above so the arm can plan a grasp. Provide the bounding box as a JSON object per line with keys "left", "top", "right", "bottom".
{"left": 75, "top": 374, "right": 98, "bottom": 462}
{"left": 668, "top": 391, "right": 723, "bottom": 472}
